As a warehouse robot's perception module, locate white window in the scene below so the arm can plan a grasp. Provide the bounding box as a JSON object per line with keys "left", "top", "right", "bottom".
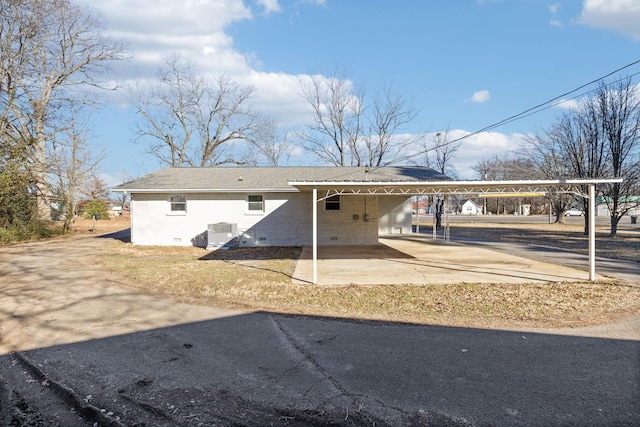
{"left": 170, "top": 195, "right": 186, "bottom": 212}
{"left": 325, "top": 195, "right": 341, "bottom": 211}
{"left": 248, "top": 195, "right": 264, "bottom": 212}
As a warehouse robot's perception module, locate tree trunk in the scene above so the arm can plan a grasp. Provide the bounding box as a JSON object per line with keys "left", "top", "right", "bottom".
{"left": 610, "top": 215, "right": 619, "bottom": 237}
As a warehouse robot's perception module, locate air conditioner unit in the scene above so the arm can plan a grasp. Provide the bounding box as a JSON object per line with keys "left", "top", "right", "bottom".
{"left": 207, "top": 223, "right": 237, "bottom": 250}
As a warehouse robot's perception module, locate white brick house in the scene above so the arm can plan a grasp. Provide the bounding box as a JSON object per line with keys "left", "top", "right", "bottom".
{"left": 113, "top": 166, "right": 450, "bottom": 248}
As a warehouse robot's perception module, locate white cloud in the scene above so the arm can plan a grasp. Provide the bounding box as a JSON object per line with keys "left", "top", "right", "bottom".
{"left": 553, "top": 98, "right": 579, "bottom": 110}
{"left": 241, "top": 71, "right": 311, "bottom": 127}
{"left": 450, "top": 130, "right": 527, "bottom": 179}
{"left": 468, "top": 90, "right": 491, "bottom": 104}
{"left": 81, "top": 1, "right": 319, "bottom": 127}
{"left": 301, "top": 0, "right": 327, "bottom": 5}
{"left": 577, "top": 0, "right": 640, "bottom": 40}
{"left": 83, "top": 0, "right": 255, "bottom": 79}
{"left": 256, "top": 0, "right": 281, "bottom": 14}
{"left": 549, "top": 3, "right": 564, "bottom": 28}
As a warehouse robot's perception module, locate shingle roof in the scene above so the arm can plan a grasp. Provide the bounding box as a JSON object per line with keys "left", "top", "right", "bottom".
{"left": 113, "top": 166, "right": 451, "bottom": 193}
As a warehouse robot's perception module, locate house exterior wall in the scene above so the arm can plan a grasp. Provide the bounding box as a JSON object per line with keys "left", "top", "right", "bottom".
{"left": 378, "top": 196, "right": 413, "bottom": 235}
{"left": 129, "top": 191, "right": 401, "bottom": 247}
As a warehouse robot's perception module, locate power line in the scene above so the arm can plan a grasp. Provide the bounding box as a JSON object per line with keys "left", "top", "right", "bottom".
{"left": 481, "top": 70, "right": 640, "bottom": 130}
{"left": 443, "top": 58, "right": 640, "bottom": 147}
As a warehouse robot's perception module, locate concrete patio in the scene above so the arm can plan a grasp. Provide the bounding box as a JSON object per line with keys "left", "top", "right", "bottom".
{"left": 292, "top": 235, "right": 598, "bottom": 285}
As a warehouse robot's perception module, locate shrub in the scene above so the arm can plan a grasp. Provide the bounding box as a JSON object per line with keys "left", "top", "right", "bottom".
{"left": 82, "top": 199, "right": 110, "bottom": 220}
{"left": 0, "top": 220, "right": 62, "bottom": 245}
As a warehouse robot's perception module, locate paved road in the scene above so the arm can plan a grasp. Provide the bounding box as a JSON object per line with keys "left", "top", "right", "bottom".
{"left": 415, "top": 213, "right": 639, "bottom": 229}
{"left": 1, "top": 233, "right": 639, "bottom": 426}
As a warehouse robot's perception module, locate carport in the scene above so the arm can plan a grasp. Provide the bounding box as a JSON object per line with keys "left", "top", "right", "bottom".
{"left": 288, "top": 178, "right": 623, "bottom": 284}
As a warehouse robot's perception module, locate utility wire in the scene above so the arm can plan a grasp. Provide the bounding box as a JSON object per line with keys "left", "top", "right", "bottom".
{"left": 441, "top": 58, "right": 640, "bottom": 148}
{"left": 479, "top": 69, "right": 640, "bottom": 131}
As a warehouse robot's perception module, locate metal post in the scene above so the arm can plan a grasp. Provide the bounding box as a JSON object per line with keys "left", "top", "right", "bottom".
{"left": 444, "top": 194, "right": 450, "bottom": 241}
{"left": 432, "top": 196, "right": 438, "bottom": 240}
{"left": 415, "top": 196, "right": 420, "bottom": 234}
{"left": 588, "top": 184, "right": 596, "bottom": 281}
{"left": 312, "top": 187, "right": 318, "bottom": 284}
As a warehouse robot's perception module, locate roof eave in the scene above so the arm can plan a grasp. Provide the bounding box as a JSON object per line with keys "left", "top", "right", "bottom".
{"left": 112, "top": 187, "right": 300, "bottom": 193}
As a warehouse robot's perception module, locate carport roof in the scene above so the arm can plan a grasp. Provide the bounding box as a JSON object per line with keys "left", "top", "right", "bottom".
{"left": 288, "top": 178, "right": 625, "bottom": 199}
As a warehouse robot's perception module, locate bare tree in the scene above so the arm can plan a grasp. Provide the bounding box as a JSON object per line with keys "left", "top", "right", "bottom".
{"left": 49, "top": 110, "right": 105, "bottom": 232}
{"left": 522, "top": 132, "right": 573, "bottom": 223}
{"left": 297, "top": 70, "right": 362, "bottom": 166}
{"left": 526, "top": 104, "right": 609, "bottom": 231}
{"left": 525, "top": 77, "right": 640, "bottom": 236}
{"left": 415, "top": 128, "right": 460, "bottom": 176}
{"left": 1, "top": 0, "right": 126, "bottom": 218}
{"left": 249, "top": 119, "right": 294, "bottom": 166}
{"left": 595, "top": 78, "right": 640, "bottom": 236}
{"left": 361, "top": 83, "right": 422, "bottom": 167}
{"left": 133, "top": 54, "right": 265, "bottom": 167}
{"left": 298, "top": 71, "right": 422, "bottom": 167}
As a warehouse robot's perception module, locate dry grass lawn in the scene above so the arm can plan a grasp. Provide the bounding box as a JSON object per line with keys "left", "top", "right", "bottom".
{"left": 93, "top": 217, "right": 640, "bottom": 330}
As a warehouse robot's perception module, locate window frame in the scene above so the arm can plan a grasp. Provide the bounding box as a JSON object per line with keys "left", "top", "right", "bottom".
{"left": 247, "top": 194, "right": 264, "bottom": 213}
{"left": 324, "top": 195, "right": 341, "bottom": 211}
{"left": 168, "top": 194, "right": 187, "bottom": 215}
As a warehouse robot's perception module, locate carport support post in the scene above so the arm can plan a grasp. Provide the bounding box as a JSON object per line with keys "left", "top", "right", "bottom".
{"left": 588, "top": 184, "right": 596, "bottom": 281}
{"left": 312, "top": 187, "right": 318, "bottom": 284}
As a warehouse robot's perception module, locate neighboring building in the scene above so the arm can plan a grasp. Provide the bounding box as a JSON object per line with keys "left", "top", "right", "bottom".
{"left": 460, "top": 199, "right": 481, "bottom": 215}
{"left": 113, "top": 166, "right": 450, "bottom": 248}
{"left": 594, "top": 196, "right": 640, "bottom": 216}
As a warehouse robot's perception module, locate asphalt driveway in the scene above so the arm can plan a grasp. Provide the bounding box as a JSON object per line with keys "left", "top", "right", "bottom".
{"left": 1, "top": 232, "right": 639, "bottom": 426}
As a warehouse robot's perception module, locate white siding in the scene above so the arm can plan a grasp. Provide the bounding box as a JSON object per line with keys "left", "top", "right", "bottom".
{"left": 461, "top": 200, "right": 479, "bottom": 215}
{"left": 129, "top": 192, "right": 403, "bottom": 247}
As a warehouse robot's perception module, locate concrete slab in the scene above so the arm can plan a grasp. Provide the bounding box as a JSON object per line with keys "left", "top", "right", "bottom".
{"left": 292, "top": 235, "right": 597, "bottom": 285}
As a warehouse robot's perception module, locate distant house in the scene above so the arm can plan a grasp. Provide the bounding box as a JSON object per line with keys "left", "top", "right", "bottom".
{"left": 113, "top": 166, "right": 450, "bottom": 248}
{"left": 460, "top": 199, "right": 481, "bottom": 215}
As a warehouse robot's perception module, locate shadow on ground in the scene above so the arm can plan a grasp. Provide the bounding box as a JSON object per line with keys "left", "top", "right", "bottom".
{"left": 98, "top": 228, "right": 131, "bottom": 243}
{"left": 2, "top": 310, "right": 639, "bottom": 426}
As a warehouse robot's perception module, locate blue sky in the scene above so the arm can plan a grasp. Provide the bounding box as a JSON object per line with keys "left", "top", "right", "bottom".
{"left": 80, "top": 0, "right": 640, "bottom": 184}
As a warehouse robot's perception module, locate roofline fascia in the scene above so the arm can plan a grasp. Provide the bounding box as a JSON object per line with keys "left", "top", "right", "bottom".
{"left": 112, "top": 188, "right": 300, "bottom": 193}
